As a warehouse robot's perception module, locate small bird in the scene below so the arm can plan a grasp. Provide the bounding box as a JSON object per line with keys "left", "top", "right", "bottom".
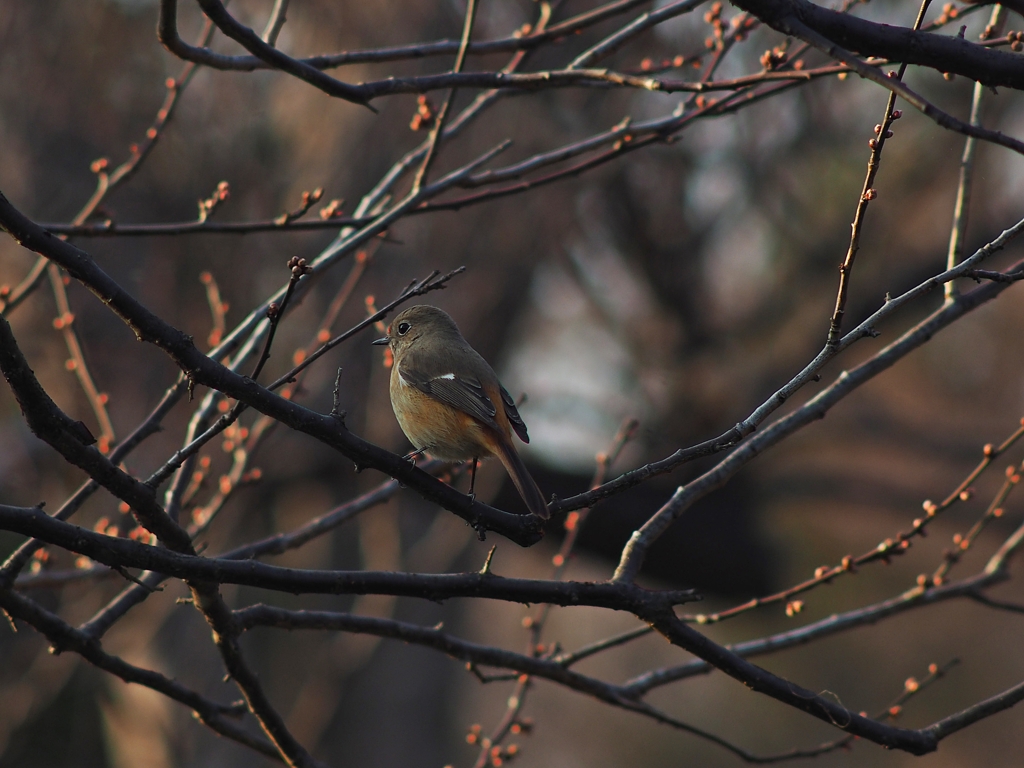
{"left": 373, "top": 305, "right": 548, "bottom": 518}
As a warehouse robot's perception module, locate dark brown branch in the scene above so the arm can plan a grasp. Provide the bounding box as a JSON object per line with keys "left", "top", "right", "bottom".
{"left": 410, "top": 0, "right": 478, "bottom": 193}
{"left": 732, "top": 0, "right": 1024, "bottom": 88}
{"left": 227, "top": 569, "right": 1023, "bottom": 759}
{"left": 0, "top": 377, "right": 186, "bottom": 582}
{"left": 613, "top": 239, "right": 1024, "bottom": 581}
{"left": 237, "top": 605, "right": 789, "bottom": 764}
{"left": 143, "top": 268, "right": 464, "bottom": 492}
{"left": 826, "top": 0, "right": 929, "bottom": 344}
{"left": 968, "top": 592, "right": 1024, "bottom": 614}
{"left": 41, "top": 217, "right": 370, "bottom": 237}
{"left": 624, "top": 568, "right": 1009, "bottom": 696}
{"left": 925, "top": 679, "right": 1024, "bottom": 742}
{"left": 79, "top": 466, "right": 433, "bottom": 640}
{"left": 236, "top": 604, "right": 639, "bottom": 703}
{"left": 0, "top": 314, "right": 319, "bottom": 765}
{"left": 158, "top": 0, "right": 925, "bottom": 111}
{"left": 35, "top": 63, "right": 864, "bottom": 244}
{"left": 644, "top": 607, "right": 936, "bottom": 754}
{"left": 0, "top": 587, "right": 281, "bottom": 761}
{"left": 0, "top": 504, "right": 698, "bottom": 610}
{"left": 187, "top": 0, "right": 372, "bottom": 108}
{"left": 0, "top": 189, "right": 540, "bottom": 545}
{"left": 159, "top": 0, "right": 660, "bottom": 71}
{"left": 0, "top": 313, "right": 195, "bottom": 553}
{"left": 187, "top": 586, "right": 325, "bottom": 768}
{"left": 963, "top": 268, "right": 1024, "bottom": 283}
{"left": 748, "top": 659, "right": 961, "bottom": 763}
{"left": 781, "top": 18, "right": 1024, "bottom": 159}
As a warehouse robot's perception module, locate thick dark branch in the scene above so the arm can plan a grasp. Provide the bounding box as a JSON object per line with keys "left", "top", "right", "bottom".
{"left": 235, "top": 605, "right": 784, "bottom": 763}
{"left": 185, "top": 0, "right": 710, "bottom": 105}
{"left": 732, "top": 0, "right": 1024, "bottom": 88}
{"left": 0, "top": 189, "right": 540, "bottom": 546}
{"left": 780, "top": 18, "right": 1024, "bottom": 158}
{"left": 159, "top": 0, "right": 656, "bottom": 70}
{"left": 79, "top": 468, "right": 434, "bottom": 640}
{"left": 925, "top": 679, "right": 1024, "bottom": 741}
{"left": 236, "top": 604, "right": 638, "bottom": 703}
{"left": 1, "top": 377, "right": 185, "bottom": 580}
{"left": 0, "top": 314, "right": 195, "bottom": 555}
{"left": 0, "top": 588, "right": 281, "bottom": 761}
{"left": 624, "top": 569, "right": 1005, "bottom": 695}
{"left": 156, "top": 0, "right": 840, "bottom": 107}
{"left": 0, "top": 290, "right": 356, "bottom": 765}
{"left": 0, "top": 320, "right": 319, "bottom": 766}
{"left": 0, "top": 505, "right": 698, "bottom": 610}
{"left": 644, "top": 607, "right": 937, "bottom": 754}
{"left": 610, "top": 230, "right": 1024, "bottom": 581}
{"left": 187, "top": 586, "right": 323, "bottom": 767}
{"left": 185, "top": 0, "right": 371, "bottom": 107}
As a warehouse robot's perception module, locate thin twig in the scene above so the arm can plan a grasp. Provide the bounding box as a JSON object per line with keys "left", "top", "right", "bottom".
{"left": 611, "top": 232, "right": 1024, "bottom": 582}
{"left": 826, "top": 0, "right": 932, "bottom": 344}
{"left": 410, "top": 0, "right": 479, "bottom": 194}
{"left": 0, "top": 378, "right": 185, "bottom": 582}
{"left": 473, "top": 418, "right": 640, "bottom": 767}
{"left": 672, "top": 419, "right": 1024, "bottom": 626}
{"left": 569, "top": 0, "right": 705, "bottom": 68}
{"left": 262, "top": 0, "right": 291, "bottom": 45}
{"left": 159, "top": 0, "right": 655, "bottom": 70}
{"left": 946, "top": 4, "right": 1007, "bottom": 299}
{"left": 0, "top": 587, "right": 280, "bottom": 760}
{"left": 143, "top": 267, "right": 463, "bottom": 491}
{"left": 554, "top": 216, "right": 1024, "bottom": 522}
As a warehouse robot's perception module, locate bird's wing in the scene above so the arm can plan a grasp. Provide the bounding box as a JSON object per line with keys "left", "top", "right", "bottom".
{"left": 397, "top": 356, "right": 500, "bottom": 432}
{"left": 498, "top": 384, "right": 529, "bottom": 444}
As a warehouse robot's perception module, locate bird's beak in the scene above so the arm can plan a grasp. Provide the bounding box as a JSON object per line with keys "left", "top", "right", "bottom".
{"left": 371, "top": 336, "right": 390, "bottom": 346}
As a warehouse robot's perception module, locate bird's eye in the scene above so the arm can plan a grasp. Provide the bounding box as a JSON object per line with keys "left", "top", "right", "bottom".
{"left": 397, "top": 322, "right": 411, "bottom": 335}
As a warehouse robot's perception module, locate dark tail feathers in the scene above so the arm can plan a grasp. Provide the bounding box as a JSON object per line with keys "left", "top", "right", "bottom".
{"left": 494, "top": 439, "right": 549, "bottom": 519}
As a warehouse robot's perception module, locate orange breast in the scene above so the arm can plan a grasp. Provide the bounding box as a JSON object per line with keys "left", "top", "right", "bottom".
{"left": 390, "top": 367, "right": 503, "bottom": 462}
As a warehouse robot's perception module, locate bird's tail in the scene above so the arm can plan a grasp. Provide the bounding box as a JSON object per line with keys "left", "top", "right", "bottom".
{"left": 493, "top": 438, "right": 549, "bottom": 519}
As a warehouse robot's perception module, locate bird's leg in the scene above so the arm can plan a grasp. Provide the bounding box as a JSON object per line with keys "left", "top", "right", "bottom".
{"left": 402, "top": 445, "right": 429, "bottom": 464}
{"left": 467, "top": 457, "right": 480, "bottom": 500}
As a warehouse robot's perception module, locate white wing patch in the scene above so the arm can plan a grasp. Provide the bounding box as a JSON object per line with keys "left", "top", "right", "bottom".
{"left": 436, "top": 373, "right": 456, "bottom": 380}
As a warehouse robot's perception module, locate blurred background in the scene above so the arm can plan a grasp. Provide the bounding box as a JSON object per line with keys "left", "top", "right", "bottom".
{"left": 2, "top": 0, "right": 1024, "bottom": 765}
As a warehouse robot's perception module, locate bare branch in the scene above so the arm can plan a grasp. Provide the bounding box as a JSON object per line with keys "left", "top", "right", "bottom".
{"left": 612, "top": 230, "right": 1024, "bottom": 582}
{"left": 0, "top": 587, "right": 280, "bottom": 761}
{"left": 262, "top": 0, "right": 291, "bottom": 46}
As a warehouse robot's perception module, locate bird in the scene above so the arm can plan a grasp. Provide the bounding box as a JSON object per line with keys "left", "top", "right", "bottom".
{"left": 373, "top": 305, "right": 549, "bottom": 518}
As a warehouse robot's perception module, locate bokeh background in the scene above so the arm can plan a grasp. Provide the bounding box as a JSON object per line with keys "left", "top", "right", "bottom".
{"left": 2, "top": 0, "right": 1024, "bottom": 766}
